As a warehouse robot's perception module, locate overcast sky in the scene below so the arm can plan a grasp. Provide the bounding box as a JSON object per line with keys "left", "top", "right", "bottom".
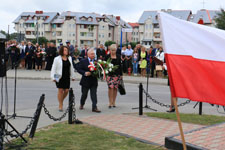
{"left": 1, "top": 0, "right": 225, "bottom": 33}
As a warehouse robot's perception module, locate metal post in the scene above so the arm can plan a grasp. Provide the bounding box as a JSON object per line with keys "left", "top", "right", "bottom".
{"left": 29, "top": 94, "right": 45, "bottom": 139}
{"left": 199, "top": 102, "right": 202, "bottom": 115}
{"left": 120, "top": 28, "right": 123, "bottom": 50}
{"left": 139, "top": 83, "right": 143, "bottom": 115}
{"left": 68, "top": 88, "right": 73, "bottom": 124}
{"left": 0, "top": 114, "right": 5, "bottom": 150}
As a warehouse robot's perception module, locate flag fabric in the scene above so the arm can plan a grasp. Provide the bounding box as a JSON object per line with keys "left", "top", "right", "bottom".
{"left": 158, "top": 12, "right": 225, "bottom": 106}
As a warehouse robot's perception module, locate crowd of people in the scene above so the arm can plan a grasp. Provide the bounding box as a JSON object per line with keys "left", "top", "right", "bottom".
{"left": 5, "top": 40, "right": 169, "bottom": 113}
{"left": 5, "top": 40, "right": 167, "bottom": 78}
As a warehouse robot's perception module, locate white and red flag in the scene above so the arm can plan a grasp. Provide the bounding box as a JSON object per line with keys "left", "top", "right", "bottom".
{"left": 158, "top": 12, "right": 225, "bottom": 106}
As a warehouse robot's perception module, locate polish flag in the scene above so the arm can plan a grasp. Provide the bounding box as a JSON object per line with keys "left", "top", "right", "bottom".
{"left": 158, "top": 12, "right": 225, "bottom": 106}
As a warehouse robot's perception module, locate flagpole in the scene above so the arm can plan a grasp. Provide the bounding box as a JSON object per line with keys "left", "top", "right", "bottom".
{"left": 173, "top": 97, "right": 187, "bottom": 150}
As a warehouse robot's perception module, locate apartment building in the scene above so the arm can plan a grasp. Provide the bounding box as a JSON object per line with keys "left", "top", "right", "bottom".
{"left": 138, "top": 9, "right": 192, "bottom": 47}
{"left": 13, "top": 11, "right": 132, "bottom": 48}
{"left": 13, "top": 11, "right": 59, "bottom": 41}
{"left": 128, "top": 23, "right": 139, "bottom": 43}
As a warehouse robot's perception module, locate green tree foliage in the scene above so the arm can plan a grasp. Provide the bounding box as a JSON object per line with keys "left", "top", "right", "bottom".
{"left": 215, "top": 9, "right": 225, "bottom": 30}
{"left": 32, "top": 37, "right": 49, "bottom": 45}
{"left": 104, "top": 40, "right": 116, "bottom": 48}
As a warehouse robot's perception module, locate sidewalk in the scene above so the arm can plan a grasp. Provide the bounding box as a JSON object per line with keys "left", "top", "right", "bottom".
{"left": 6, "top": 69, "right": 168, "bottom": 85}
{"left": 80, "top": 114, "right": 225, "bottom": 150}
{"left": 80, "top": 114, "right": 202, "bottom": 146}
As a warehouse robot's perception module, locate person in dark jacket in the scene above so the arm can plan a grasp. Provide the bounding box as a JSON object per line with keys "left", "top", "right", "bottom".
{"left": 96, "top": 44, "right": 106, "bottom": 60}
{"left": 76, "top": 48, "right": 101, "bottom": 113}
{"left": 25, "top": 42, "right": 35, "bottom": 70}
{"left": 45, "top": 43, "right": 57, "bottom": 70}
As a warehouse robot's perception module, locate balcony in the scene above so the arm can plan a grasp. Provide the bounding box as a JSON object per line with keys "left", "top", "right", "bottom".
{"left": 56, "top": 27, "right": 62, "bottom": 31}
{"left": 153, "top": 28, "right": 160, "bottom": 33}
{"left": 26, "top": 27, "right": 35, "bottom": 31}
{"left": 25, "top": 34, "right": 36, "bottom": 39}
{"left": 153, "top": 37, "right": 162, "bottom": 41}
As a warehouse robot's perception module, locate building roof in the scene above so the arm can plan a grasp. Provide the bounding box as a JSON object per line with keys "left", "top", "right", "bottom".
{"left": 0, "top": 33, "right": 6, "bottom": 39}
{"left": 13, "top": 12, "right": 59, "bottom": 24}
{"left": 192, "top": 9, "right": 220, "bottom": 24}
{"left": 105, "top": 15, "right": 132, "bottom": 28}
{"left": 60, "top": 11, "right": 101, "bottom": 25}
{"left": 128, "top": 23, "right": 139, "bottom": 28}
{"left": 138, "top": 10, "right": 192, "bottom": 24}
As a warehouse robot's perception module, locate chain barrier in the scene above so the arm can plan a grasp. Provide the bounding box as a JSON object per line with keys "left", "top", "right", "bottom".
{"left": 5, "top": 103, "right": 40, "bottom": 138}
{"left": 71, "top": 92, "right": 77, "bottom": 121}
{"left": 142, "top": 88, "right": 191, "bottom": 108}
{"left": 42, "top": 103, "right": 70, "bottom": 122}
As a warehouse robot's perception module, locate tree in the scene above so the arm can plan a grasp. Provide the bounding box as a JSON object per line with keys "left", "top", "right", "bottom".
{"left": 104, "top": 40, "right": 116, "bottom": 48}
{"left": 129, "top": 42, "right": 137, "bottom": 49}
{"left": 31, "top": 37, "right": 49, "bottom": 45}
{"left": 215, "top": 9, "right": 225, "bottom": 30}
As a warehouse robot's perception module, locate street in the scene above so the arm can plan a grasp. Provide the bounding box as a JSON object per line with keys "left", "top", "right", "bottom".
{"left": 2, "top": 79, "right": 224, "bottom": 116}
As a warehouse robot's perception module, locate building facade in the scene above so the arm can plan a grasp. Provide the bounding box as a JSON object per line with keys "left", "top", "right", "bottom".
{"left": 13, "top": 11, "right": 132, "bottom": 48}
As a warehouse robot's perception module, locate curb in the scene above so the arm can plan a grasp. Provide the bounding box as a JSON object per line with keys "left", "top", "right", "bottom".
{"left": 7, "top": 77, "right": 168, "bottom": 85}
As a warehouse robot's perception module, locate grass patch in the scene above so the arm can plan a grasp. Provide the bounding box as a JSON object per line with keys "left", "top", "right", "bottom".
{"left": 5, "top": 123, "right": 164, "bottom": 150}
{"left": 146, "top": 112, "right": 225, "bottom": 125}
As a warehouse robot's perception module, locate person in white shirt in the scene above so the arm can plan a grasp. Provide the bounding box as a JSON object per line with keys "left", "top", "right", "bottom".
{"left": 124, "top": 45, "right": 133, "bottom": 73}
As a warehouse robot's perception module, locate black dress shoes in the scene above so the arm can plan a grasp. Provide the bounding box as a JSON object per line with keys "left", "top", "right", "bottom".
{"left": 166, "top": 108, "right": 175, "bottom": 113}
{"left": 92, "top": 108, "right": 101, "bottom": 113}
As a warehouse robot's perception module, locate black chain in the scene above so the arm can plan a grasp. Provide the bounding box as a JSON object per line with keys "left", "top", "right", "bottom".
{"left": 142, "top": 88, "right": 191, "bottom": 108}
{"left": 5, "top": 106, "right": 39, "bottom": 138}
{"left": 42, "top": 103, "right": 70, "bottom": 121}
{"left": 71, "top": 93, "right": 77, "bottom": 121}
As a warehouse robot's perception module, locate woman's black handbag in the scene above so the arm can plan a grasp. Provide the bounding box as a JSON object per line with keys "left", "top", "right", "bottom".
{"left": 118, "top": 79, "right": 126, "bottom": 95}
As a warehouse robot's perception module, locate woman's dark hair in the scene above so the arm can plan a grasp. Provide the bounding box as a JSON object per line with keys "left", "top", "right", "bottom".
{"left": 59, "top": 46, "right": 69, "bottom": 56}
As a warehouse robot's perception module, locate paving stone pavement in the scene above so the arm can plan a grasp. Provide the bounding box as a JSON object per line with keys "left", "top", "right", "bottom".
{"left": 172, "top": 122, "right": 225, "bottom": 150}
{"left": 80, "top": 114, "right": 203, "bottom": 146}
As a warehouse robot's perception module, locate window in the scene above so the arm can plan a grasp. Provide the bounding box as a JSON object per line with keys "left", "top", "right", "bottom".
{"left": 88, "top": 32, "right": 94, "bottom": 37}
{"left": 102, "top": 34, "right": 104, "bottom": 38}
{"left": 52, "top": 32, "right": 56, "bottom": 37}
{"left": 145, "top": 24, "right": 148, "bottom": 29}
{"left": 99, "top": 34, "right": 101, "bottom": 38}
{"left": 52, "top": 24, "right": 56, "bottom": 28}
{"left": 149, "top": 24, "right": 152, "bottom": 29}
{"left": 73, "top": 33, "right": 75, "bottom": 36}
{"left": 73, "top": 24, "right": 76, "bottom": 28}
{"left": 136, "top": 32, "right": 138, "bottom": 35}
{"left": 42, "top": 32, "right": 44, "bottom": 36}
{"left": 80, "top": 32, "right": 87, "bottom": 36}
{"left": 81, "top": 40, "right": 84, "bottom": 44}
{"left": 80, "top": 25, "right": 84, "bottom": 28}
{"left": 108, "top": 33, "right": 111, "bottom": 37}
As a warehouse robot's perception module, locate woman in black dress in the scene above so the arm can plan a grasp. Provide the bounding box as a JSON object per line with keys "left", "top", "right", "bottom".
{"left": 105, "top": 44, "right": 123, "bottom": 108}
{"left": 51, "top": 46, "right": 75, "bottom": 111}
{"left": 35, "top": 46, "right": 43, "bottom": 71}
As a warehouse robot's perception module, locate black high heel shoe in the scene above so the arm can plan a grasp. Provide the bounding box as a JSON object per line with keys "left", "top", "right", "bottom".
{"left": 166, "top": 107, "right": 175, "bottom": 113}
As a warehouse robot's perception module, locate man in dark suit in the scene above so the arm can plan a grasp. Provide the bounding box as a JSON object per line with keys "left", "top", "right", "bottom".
{"left": 25, "top": 41, "right": 35, "bottom": 70}
{"left": 150, "top": 43, "right": 160, "bottom": 77}
{"left": 96, "top": 44, "right": 106, "bottom": 60}
{"left": 80, "top": 45, "right": 89, "bottom": 59}
{"left": 77, "top": 48, "right": 101, "bottom": 113}
{"left": 45, "top": 43, "right": 57, "bottom": 70}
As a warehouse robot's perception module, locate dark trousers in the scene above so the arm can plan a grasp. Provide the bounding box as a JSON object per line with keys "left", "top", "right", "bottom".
{"left": 80, "top": 86, "right": 97, "bottom": 109}
{"left": 151, "top": 61, "right": 156, "bottom": 77}
{"left": 27, "top": 57, "right": 32, "bottom": 69}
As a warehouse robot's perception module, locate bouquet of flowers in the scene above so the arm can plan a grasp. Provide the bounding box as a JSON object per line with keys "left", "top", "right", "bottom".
{"left": 88, "top": 59, "right": 118, "bottom": 80}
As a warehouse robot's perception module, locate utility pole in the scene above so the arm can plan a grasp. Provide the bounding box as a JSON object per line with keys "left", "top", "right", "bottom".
{"left": 7, "top": 25, "right": 10, "bottom": 41}
{"left": 202, "top": 0, "right": 206, "bottom": 9}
